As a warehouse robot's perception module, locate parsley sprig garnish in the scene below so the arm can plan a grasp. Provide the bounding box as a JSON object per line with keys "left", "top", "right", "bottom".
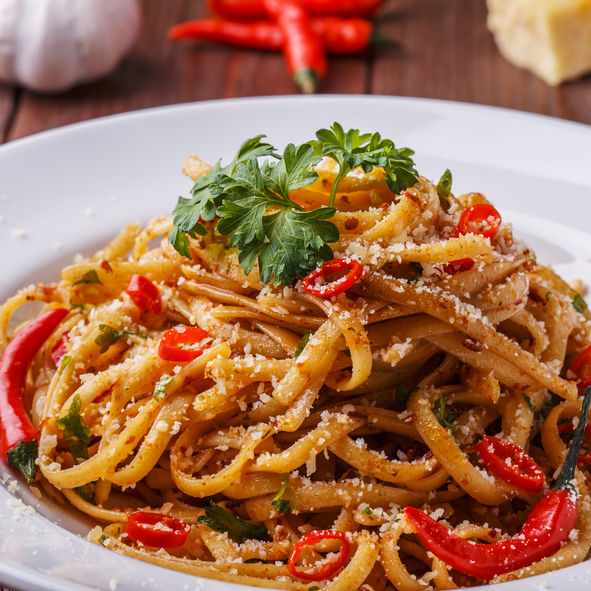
{"left": 310, "top": 122, "right": 419, "bottom": 208}
{"left": 198, "top": 501, "right": 269, "bottom": 544}
{"left": 168, "top": 124, "right": 419, "bottom": 287}
{"left": 168, "top": 136, "right": 277, "bottom": 258}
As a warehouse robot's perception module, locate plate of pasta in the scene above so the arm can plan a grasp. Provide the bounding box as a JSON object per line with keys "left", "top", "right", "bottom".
{"left": 1, "top": 96, "right": 591, "bottom": 591}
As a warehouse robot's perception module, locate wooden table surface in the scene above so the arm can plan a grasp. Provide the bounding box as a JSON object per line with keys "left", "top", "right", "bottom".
{"left": 0, "top": 0, "right": 590, "bottom": 590}
{"left": 1, "top": 0, "right": 591, "bottom": 147}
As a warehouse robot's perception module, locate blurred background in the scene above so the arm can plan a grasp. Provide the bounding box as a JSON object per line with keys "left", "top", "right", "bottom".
{"left": 0, "top": 0, "right": 590, "bottom": 145}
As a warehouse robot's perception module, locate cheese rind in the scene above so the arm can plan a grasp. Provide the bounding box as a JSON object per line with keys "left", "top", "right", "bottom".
{"left": 487, "top": 0, "right": 591, "bottom": 85}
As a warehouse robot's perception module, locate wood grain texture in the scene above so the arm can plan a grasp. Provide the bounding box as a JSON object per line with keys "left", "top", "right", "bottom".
{"left": 0, "top": 0, "right": 591, "bottom": 145}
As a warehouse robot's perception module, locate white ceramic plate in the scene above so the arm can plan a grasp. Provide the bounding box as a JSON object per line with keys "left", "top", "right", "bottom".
{"left": 0, "top": 96, "right": 590, "bottom": 591}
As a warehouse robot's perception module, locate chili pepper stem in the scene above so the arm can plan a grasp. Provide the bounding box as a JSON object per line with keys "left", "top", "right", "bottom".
{"left": 293, "top": 68, "right": 319, "bottom": 94}
{"left": 554, "top": 385, "right": 591, "bottom": 493}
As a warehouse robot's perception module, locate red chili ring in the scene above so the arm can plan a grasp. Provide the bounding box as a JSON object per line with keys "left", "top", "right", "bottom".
{"left": 126, "top": 512, "right": 191, "bottom": 548}
{"left": 287, "top": 529, "right": 350, "bottom": 581}
{"left": 301, "top": 258, "right": 363, "bottom": 298}
{"left": 456, "top": 203, "right": 502, "bottom": 240}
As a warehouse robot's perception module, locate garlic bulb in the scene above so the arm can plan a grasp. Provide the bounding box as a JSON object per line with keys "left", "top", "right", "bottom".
{"left": 0, "top": 0, "right": 142, "bottom": 93}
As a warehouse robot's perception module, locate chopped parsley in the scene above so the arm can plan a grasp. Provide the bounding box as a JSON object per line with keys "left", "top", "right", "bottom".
{"left": 59, "top": 355, "right": 72, "bottom": 373}
{"left": 94, "top": 324, "right": 145, "bottom": 354}
{"left": 153, "top": 375, "right": 173, "bottom": 401}
{"left": 271, "top": 473, "right": 298, "bottom": 516}
{"left": 294, "top": 333, "right": 311, "bottom": 358}
{"left": 71, "top": 270, "right": 102, "bottom": 287}
{"left": 573, "top": 294, "right": 588, "bottom": 314}
{"left": 57, "top": 394, "right": 91, "bottom": 463}
{"left": 437, "top": 396, "right": 459, "bottom": 434}
{"left": 198, "top": 501, "right": 269, "bottom": 544}
{"left": 362, "top": 506, "right": 374, "bottom": 516}
{"left": 522, "top": 393, "right": 536, "bottom": 412}
{"left": 436, "top": 169, "right": 452, "bottom": 212}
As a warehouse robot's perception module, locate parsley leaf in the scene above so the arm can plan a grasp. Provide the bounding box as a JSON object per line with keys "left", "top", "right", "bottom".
{"left": 94, "top": 324, "right": 145, "bottom": 354}
{"left": 198, "top": 501, "right": 270, "bottom": 544}
{"left": 573, "top": 294, "right": 588, "bottom": 314}
{"left": 60, "top": 355, "right": 72, "bottom": 373}
{"left": 522, "top": 393, "right": 535, "bottom": 412}
{"left": 540, "top": 392, "right": 562, "bottom": 420}
{"left": 362, "top": 506, "right": 374, "bottom": 516}
{"left": 294, "top": 333, "right": 311, "bottom": 358}
{"left": 153, "top": 375, "right": 173, "bottom": 401}
{"left": 57, "top": 394, "right": 91, "bottom": 463}
{"left": 437, "top": 396, "right": 459, "bottom": 434}
{"left": 436, "top": 169, "right": 452, "bottom": 212}
{"left": 72, "top": 270, "right": 102, "bottom": 287}
{"left": 216, "top": 144, "right": 338, "bottom": 286}
{"left": 271, "top": 474, "right": 298, "bottom": 516}
{"left": 310, "top": 122, "right": 419, "bottom": 207}
{"left": 169, "top": 136, "right": 278, "bottom": 257}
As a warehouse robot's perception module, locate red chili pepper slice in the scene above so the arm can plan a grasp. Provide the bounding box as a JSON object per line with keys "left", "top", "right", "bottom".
{"left": 456, "top": 204, "right": 502, "bottom": 240}
{"left": 157, "top": 327, "right": 213, "bottom": 362}
{"left": 301, "top": 258, "right": 363, "bottom": 298}
{"left": 442, "top": 257, "right": 474, "bottom": 275}
{"left": 126, "top": 275, "right": 162, "bottom": 315}
{"left": 126, "top": 512, "right": 191, "bottom": 548}
{"left": 471, "top": 436, "right": 545, "bottom": 494}
{"left": 51, "top": 333, "right": 69, "bottom": 366}
{"left": 287, "top": 529, "right": 350, "bottom": 580}
{"left": 0, "top": 308, "right": 68, "bottom": 482}
{"left": 571, "top": 344, "right": 591, "bottom": 389}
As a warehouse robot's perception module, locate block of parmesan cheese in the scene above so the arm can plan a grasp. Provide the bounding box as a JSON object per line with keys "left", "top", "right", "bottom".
{"left": 487, "top": 0, "right": 591, "bottom": 85}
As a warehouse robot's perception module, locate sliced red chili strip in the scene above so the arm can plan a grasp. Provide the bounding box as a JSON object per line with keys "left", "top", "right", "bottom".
{"left": 442, "top": 257, "right": 474, "bottom": 275}
{"left": 0, "top": 308, "right": 68, "bottom": 482}
{"left": 571, "top": 344, "right": 591, "bottom": 389}
{"left": 157, "top": 326, "right": 213, "bottom": 362}
{"left": 301, "top": 258, "right": 363, "bottom": 298}
{"left": 126, "top": 511, "right": 191, "bottom": 548}
{"left": 287, "top": 529, "right": 350, "bottom": 581}
{"left": 51, "top": 333, "right": 69, "bottom": 366}
{"left": 456, "top": 203, "right": 502, "bottom": 240}
{"left": 126, "top": 274, "right": 162, "bottom": 315}
{"left": 471, "top": 435, "right": 545, "bottom": 494}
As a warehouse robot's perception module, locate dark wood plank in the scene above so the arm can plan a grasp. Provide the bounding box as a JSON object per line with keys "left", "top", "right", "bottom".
{"left": 8, "top": 0, "right": 210, "bottom": 141}
{"left": 0, "top": 85, "right": 17, "bottom": 144}
{"left": 373, "top": 0, "right": 591, "bottom": 125}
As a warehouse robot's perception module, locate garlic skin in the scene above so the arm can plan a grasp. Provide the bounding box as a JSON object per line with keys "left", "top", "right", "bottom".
{"left": 0, "top": 0, "right": 142, "bottom": 93}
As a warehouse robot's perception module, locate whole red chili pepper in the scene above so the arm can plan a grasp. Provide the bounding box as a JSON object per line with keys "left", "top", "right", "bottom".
{"left": 208, "top": 0, "right": 382, "bottom": 20}
{"left": 470, "top": 435, "right": 545, "bottom": 494}
{"left": 169, "top": 17, "right": 375, "bottom": 56}
{"left": 404, "top": 385, "right": 591, "bottom": 580}
{"left": 0, "top": 308, "right": 68, "bottom": 482}
{"left": 126, "top": 511, "right": 191, "bottom": 548}
{"left": 263, "top": 0, "right": 327, "bottom": 94}
{"left": 287, "top": 529, "right": 350, "bottom": 580}
{"left": 302, "top": 258, "right": 363, "bottom": 298}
